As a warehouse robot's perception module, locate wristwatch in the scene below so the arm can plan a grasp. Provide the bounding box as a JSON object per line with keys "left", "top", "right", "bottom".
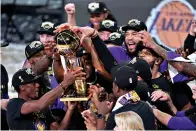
{"left": 96, "top": 113, "right": 106, "bottom": 119}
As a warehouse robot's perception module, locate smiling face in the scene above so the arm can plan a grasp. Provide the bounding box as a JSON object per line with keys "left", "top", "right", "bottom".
{"left": 125, "top": 30, "right": 141, "bottom": 53}
{"left": 90, "top": 13, "right": 107, "bottom": 29}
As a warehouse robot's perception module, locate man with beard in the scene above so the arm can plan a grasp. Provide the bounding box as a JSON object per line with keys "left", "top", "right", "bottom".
{"left": 108, "top": 19, "right": 147, "bottom": 64}
{"left": 68, "top": 20, "right": 145, "bottom": 73}
{"left": 136, "top": 43, "right": 194, "bottom": 111}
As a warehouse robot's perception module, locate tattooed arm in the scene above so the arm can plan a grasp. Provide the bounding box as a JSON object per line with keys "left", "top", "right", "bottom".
{"left": 151, "top": 44, "right": 196, "bottom": 77}
{"left": 139, "top": 31, "right": 196, "bottom": 77}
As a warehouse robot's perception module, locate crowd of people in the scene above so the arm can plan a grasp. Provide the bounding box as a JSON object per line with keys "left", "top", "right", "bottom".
{"left": 1, "top": 1, "right": 196, "bottom": 130}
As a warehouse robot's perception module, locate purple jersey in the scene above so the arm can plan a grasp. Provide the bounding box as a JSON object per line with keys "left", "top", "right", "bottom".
{"left": 108, "top": 46, "right": 133, "bottom": 64}
{"left": 168, "top": 116, "right": 196, "bottom": 130}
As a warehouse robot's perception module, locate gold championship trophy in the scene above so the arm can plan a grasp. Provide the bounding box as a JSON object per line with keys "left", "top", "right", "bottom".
{"left": 55, "top": 29, "right": 89, "bottom": 102}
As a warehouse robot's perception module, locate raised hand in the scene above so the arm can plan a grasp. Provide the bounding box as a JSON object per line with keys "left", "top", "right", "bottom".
{"left": 175, "top": 47, "right": 189, "bottom": 58}
{"left": 82, "top": 109, "right": 97, "bottom": 130}
{"left": 64, "top": 3, "right": 75, "bottom": 15}
{"left": 61, "top": 67, "right": 86, "bottom": 87}
{"left": 138, "top": 30, "right": 156, "bottom": 49}
{"left": 151, "top": 90, "right": 170, "bottom": 102}
{"left": 189, "top": 20, "right": 196, "bottom": 36}
{"left": 89, "top": 85, "right": 100, "bottom": 104}
{"left": 84, "top": 116, "right": 96, "bottom": 130}
{"left": 71, "top": 26, "right": 97, "bottom": 43}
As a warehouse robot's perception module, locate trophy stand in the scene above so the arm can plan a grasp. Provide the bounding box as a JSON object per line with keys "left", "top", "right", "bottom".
{"left": 55, "top": 29, "right": 90, "bottom": 102}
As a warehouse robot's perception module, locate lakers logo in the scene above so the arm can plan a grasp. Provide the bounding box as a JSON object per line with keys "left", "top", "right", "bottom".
{"left": 34, "top": 120, "right": 46, "bottom": 130}
{"left": 146, "top": 0, "right": 196, "bottom": 50}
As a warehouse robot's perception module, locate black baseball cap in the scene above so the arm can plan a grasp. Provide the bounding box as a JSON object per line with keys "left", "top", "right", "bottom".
{"left": 136, "top": 43, "right": 160, "bottom": 58}
{"left": 134, "top": 81, "right": 150, "bottom": 102}
{"left": 12, "top": 68, "right": 41, "bottom": 92}
{"left": 128, "top": 57, "right": 152, "bottom": 82}
{"left": 37, "top": 21, "right": 55, "bottom": 35}
{"left": 25, "top": 41, "right": 44, "bottom": 60}
{"left": 88, "top": 2, "right": 108, "bottom": 14}
{"left": 122, "top": 19, "right": 147, "bottom": 32}
{"left": 111, "top": 65, "right": 138, "bottom": 91}
{"left": 98, "top": 20, "right": 118, "bottom": 33}
{"left": 118, "top": 25, "right": 126, "bottom": 35}
{"left": 104, "top": 32, "right": 124, "bottom": 46}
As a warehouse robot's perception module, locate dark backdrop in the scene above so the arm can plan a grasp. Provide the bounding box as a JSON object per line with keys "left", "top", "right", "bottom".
{"left": 67, "top": 0, "right": 196, "bottom": 26}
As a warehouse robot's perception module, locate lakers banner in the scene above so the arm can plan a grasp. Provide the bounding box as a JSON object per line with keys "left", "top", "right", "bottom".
{"left": 146, "top": 0, "right": 196, "bottom": 50}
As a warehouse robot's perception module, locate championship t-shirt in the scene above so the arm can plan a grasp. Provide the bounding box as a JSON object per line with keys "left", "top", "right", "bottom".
{"left": 7, "top": 98, "right": 55, "bottom": 130}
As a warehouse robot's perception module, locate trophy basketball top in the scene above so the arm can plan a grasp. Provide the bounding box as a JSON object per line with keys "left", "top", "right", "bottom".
{"left": 55, "top": 29, "right": 80, "bottom": 56}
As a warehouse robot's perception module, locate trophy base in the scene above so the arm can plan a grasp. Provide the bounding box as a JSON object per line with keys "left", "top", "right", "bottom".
{"left": 60, "top": 97, "right": 89, "bottom": 101}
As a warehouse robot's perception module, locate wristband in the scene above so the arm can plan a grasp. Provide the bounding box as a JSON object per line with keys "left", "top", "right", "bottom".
{"left": 90, "top": 29, "right": 98, "bottom": 38}
{"left": 95, "top": 113, "right": 106, "bottom": 119}
{"left": 60, "top": 83, "right": 66, "bottom": 91}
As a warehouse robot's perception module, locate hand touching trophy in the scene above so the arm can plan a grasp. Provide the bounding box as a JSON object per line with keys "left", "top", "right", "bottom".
{"left": 54, "top": 24, "right": 89, "bottom": 101}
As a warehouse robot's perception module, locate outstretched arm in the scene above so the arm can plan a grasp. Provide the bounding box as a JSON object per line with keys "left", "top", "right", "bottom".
{"left": 82, "top": 37, "right": 112, "bottom": 80}
{"left": 65, "top": 3, "right": 76, "bottom": 26}
{"left": 152, "top": 44, "right": 196, "bottom": 77}
{"left": 139, "top": 31, "right": 196, "bottom": 77}
{"left": 20, "top": 68, "right": 85, "bottom": 115}
{"left": 32, "top": 55, "right": 52, "bottom": 75}
{"left": 153, "top": 108, "right": 172, "bottom": 126}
